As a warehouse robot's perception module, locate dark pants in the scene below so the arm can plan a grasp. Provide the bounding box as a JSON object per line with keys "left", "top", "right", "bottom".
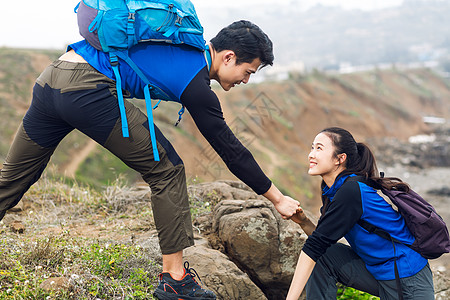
{"left": 305, "top": 243, "right": 434, "bottom": 300}
{"left": 0, "top": 60, "right": 194, "bottom": 254}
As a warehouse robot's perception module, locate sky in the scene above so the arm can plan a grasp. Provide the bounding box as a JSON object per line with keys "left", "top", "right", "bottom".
{"left": 0, "top": 0, "right": 404, "bottom": 50}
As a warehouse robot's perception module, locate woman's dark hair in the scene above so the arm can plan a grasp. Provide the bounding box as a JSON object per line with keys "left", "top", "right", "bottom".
{"left": 210, "top": 20, "right": 274, "bottom": 69}
{"left": 320, "top": 127, "right": 409, "bottom": 191}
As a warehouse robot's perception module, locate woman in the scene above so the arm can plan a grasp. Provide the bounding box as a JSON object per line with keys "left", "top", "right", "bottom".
{"left": 287, "top": 127, "right": 434, "bottom": 299}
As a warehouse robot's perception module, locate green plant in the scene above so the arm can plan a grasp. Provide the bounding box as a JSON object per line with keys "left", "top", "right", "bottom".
{"left": 337, "top": 284, "right": 380, "bottom": 300}
{"left": 0, "top": 233, "right": 159, "bottom": 299}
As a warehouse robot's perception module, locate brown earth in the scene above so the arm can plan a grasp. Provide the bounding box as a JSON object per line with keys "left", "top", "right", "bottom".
{"left": 1, "top": 49, "right": 450, "bottom": 212}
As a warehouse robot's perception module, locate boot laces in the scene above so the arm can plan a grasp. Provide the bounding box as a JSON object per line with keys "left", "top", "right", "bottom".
{"left": 184, "top": 261, "right": 202, "bottom": 285}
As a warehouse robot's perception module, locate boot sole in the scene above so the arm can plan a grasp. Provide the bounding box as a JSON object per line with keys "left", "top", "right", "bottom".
{"left": 153, "top": 289, "right": 216, "bottom": 300}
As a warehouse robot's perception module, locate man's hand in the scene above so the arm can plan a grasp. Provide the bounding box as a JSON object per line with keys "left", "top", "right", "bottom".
{"left": 273, "top": 195, "right": 301, "bottom": 220}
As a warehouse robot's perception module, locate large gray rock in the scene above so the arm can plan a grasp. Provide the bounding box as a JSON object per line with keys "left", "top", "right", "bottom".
{"left": 188, "top": 180, "right": 265, "bottom": 209}
{"left": 212, "top": 199, "right": 307, "bottom": 299}
{"left": 184, "top": 243, "right": 267, "bottom": 300}
{"left": 433, "top": 268, "right": 450, "bottom": 300}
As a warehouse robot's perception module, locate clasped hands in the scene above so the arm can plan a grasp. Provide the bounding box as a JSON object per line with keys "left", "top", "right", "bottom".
{"left": 274, "top": 195, "right": 307, "bottom": 224}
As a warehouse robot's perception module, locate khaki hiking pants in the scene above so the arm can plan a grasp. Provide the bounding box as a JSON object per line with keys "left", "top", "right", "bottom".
{"left": 0, "top": 60, "right": 194, "bottom": 254}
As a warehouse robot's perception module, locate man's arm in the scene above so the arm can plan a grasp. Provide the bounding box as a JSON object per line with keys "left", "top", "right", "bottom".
{"left": 181, "top": 67, "right": 299, "bottom": 217}
{"left": 263, "top": 183, "right": 302, "bottom": 219}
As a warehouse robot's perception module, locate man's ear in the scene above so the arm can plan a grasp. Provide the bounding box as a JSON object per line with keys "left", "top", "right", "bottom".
{"left": 223, "top": 51, "right": 236, "bottom": 64}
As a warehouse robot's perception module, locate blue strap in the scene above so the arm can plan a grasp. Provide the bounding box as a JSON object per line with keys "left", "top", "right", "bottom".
{"left": 109, "top": 54, "right": 129, "bottom": 138}
{"left": 74, "top": 1, "right": 80, "bottom": 13}
{"left": 111, "top": 51, "right": 160, "bottom": 161}
{"left": 204, "top": 45, "right": 212, "bottom": 72}
{"left": 127, "top": 10, "right": 136, "bottom": 48}
{"left": 113, "top": 51, "right": 152, "bottom": 88}
{"left": 175, "top": 106, "right": 185, "bottom": 126}
{"left": 153, "top": 100, "right": 162, "bottom": 109}
{"left": 163, "top": 24, "right": 180, "bottom": 38}
{"left": 89, "top": 10, "right": 103, "bottom": 32}
{"left": 144, "top": 85, "right": 160, "bottom": 161}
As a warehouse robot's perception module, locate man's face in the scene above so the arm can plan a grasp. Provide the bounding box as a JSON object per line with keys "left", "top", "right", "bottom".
{"left": 217, "top": 56, "right": 261, "bottom": 91}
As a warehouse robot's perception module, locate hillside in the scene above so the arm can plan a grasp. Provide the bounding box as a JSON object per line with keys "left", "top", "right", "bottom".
{"left": 1, "top": 48, "right": 450, "bottom": 210}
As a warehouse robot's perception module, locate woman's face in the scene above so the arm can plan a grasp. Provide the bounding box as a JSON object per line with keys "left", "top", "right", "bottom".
{"left": 308, "top": 132, "right": 341, "bottom": 178}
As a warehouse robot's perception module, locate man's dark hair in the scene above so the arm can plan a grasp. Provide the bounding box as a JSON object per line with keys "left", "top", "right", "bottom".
{"left": 210, "top": 20, "right": 274, "bottom": 69}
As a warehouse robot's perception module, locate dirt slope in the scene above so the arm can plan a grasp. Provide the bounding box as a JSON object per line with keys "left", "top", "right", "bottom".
{"left": 1, "top": 49, "right": 450, "bottom": 210}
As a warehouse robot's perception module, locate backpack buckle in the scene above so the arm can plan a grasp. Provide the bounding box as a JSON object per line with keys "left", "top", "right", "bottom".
{"left": 109, "top": 55, "right": 119, "bottom": 67}
{"left": 175, "top": 16, "right": 183, "bottom": 26}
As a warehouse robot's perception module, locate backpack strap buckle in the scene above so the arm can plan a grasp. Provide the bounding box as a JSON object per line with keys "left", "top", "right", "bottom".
{"left": 109, "top": 55, "right": 119, "bottom": 67}
{"left": 175, "top": 16, "right": 183, "bottom": 26}
{"left": 127, "top": 10, "right": 137, "bottom": 47}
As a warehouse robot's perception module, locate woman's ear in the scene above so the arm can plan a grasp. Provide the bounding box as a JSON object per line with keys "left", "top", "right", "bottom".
{"left": 335, "top": 153, "right": 347, "bottom": 166}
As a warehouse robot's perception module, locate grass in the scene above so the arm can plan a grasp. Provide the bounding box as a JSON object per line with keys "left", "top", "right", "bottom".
{"left": 0, "top": 233, "right": 159, "bottom": 299}
{"left": 75, "top": 147, "right": 141, "bottom": 190}
{"left": 0, "top": 176, "right": 160, "bottom": 299}
{"left": 0, "top": 174, "right": 224, "bottom": 300}
{"left": 338, "top": 284, "right": 380, "bottom": 300}
{"left": 0, "top": 176, "right": 386, "bottom": 300}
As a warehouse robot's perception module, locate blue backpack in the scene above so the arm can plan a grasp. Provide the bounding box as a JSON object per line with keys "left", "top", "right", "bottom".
{"left": 75, "top": 0, "right": 208, "bottom": 161}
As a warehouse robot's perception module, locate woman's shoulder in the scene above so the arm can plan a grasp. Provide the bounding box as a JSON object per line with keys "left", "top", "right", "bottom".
{"left": 336, "top": 178, "right": 362, "bottom": 197}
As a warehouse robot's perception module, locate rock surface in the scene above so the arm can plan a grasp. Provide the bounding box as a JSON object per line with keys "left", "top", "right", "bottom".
{"left": 192, "top": 178, "right": 449, "bottom": 299}
{"left": 184, "top": 241, "right": 268, "bottom": 300}
{"left": 39, "top": 277, "right": 72, "bottom": 292}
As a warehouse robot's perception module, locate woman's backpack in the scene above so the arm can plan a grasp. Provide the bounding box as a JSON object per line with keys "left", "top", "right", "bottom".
{"left": 347, "top": 175, "right": 449, "bottom": 299}
{"left": 75, "top": 0, "right": 206, "bottom": 161}
{"left": 347, "top": 175, "right": 450, "bottom": 259}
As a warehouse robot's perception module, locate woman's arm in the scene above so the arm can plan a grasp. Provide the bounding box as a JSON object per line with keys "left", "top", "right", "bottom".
{"left": 290, "top": 207, "right": 316, "bottom": 236}
{"left": 286, "top": 180, "right": 365, "bottom": 299}
{"left": 286, "top": 251, "right": 316, "bottom": 300}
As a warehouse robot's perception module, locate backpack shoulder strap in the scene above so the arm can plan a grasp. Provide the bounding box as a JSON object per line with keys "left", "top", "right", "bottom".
{"left": 345, "top": 176, "right": 404, "bottom": 244}
{"left": 109, "top": 50, "right": 160, "bottom": 162}
{"left": 357, "top": 219, "right": 404, "bottom": 244}
{"left": 204, "top": 45, "right": 212, "bottom": 72}
{"left": 349, "top": 175, "right": 405, "bottom": 300}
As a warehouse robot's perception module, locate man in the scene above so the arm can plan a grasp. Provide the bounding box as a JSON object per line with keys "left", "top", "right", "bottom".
{"left": 0, "top": 20, "right": 300, "bottom": 299}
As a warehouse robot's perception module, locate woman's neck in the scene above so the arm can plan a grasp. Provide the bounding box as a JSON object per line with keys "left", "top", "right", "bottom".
{"left": 322, "top": 174, "right": 337, "bottom": 188}
{"left": 322, "top": 167, "right": 346, "bottom": 188}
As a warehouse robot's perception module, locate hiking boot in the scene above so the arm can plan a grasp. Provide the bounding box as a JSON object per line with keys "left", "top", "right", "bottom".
{"left": 153, "top": 261, "right": 216, "bottom": 300}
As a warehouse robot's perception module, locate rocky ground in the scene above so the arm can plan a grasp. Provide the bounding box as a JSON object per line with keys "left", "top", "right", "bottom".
{"left": 2, "top": 124, "right": 449, "bottom": 299}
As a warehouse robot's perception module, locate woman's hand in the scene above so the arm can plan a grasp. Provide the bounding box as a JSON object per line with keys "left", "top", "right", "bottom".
{"left": 290, "top": 206, "right": 316, "bottom": 236}
{"left": 290, "top": 206, "right": 308, "bottom": 225}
